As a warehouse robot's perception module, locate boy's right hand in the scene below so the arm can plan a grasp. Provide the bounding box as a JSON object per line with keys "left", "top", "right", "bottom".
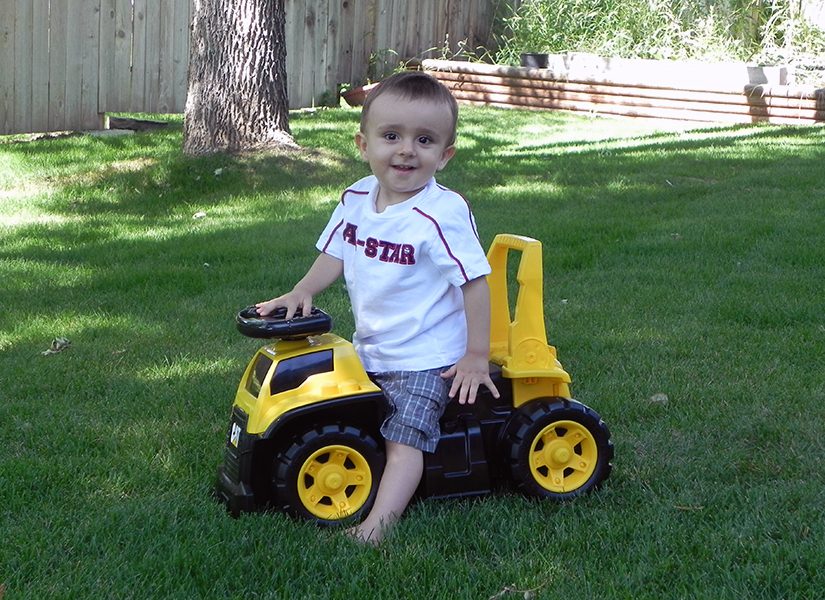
{"left": 255, "top": 288, "right": 313, "bottom": 320}
{"left": 255, "top": 253, "right": 343, "bottom": 320}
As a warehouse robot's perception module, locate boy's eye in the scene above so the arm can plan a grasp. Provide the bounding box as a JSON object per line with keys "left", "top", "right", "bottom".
{"left": 384, "top": 132, "right": 398, "bottom": 141}
{"left": 417, "top": 136, "right": 432, "bottom": 145}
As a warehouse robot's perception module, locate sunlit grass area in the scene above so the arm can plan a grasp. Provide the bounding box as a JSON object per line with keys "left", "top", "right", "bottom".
{"left": 2, "top": 107, "right": 824, "bottom": 599}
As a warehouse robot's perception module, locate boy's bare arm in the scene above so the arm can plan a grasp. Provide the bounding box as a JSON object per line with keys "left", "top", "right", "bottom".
{"left": 256, "top": 253, "right": 343, "bottom": 319}
{"left": 442, "top": 276, "right": 500, "bottom": 404}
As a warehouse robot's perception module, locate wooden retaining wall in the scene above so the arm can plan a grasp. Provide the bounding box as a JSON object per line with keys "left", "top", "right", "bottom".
{"left": 422, "top": 58, "right": 825, "bottom": 125}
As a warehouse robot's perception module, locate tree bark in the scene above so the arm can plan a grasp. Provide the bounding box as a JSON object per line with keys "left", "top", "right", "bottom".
{"left": 183, "top": 0, "right": 294, "bottom": 155}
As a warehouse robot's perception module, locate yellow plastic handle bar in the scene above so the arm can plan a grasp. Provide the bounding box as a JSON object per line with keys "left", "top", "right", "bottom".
{"left": 487, "top": 233, "right": 537, "bottom": 252}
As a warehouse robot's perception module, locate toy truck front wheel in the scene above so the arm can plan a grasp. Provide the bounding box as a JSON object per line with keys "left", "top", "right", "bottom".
{"left": 506, "top": 399, "right": 613, "bottom": 500}
{"left": 272, "top": 424, "right": 384, "bottom": 525}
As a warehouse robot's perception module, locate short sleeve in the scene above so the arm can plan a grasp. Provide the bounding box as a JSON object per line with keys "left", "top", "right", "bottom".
{"left": 416, "top": 198, "right": 491, "bottom": 287}
{"left": 315, "top": 201, "right": 347, "bottom": 259}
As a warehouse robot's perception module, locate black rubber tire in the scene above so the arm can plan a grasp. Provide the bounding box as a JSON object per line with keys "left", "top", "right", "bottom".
{"left": 506, "top": 399, "right": 613, "bottom": 501}
{"left": 272, "top": 424, "right": 384, "bottom": 525}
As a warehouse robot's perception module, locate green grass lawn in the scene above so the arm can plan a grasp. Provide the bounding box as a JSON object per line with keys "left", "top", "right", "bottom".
{"left": 2, "top": 107, "right": 824, "bottom": 599}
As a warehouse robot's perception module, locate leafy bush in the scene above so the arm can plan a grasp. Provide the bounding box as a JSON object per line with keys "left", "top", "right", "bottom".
{"left": 494, "top": 0, "right": 744, "bottom": 63}
{"left": 754, "top": 1, "right": 825, "bottom": 68}
{"left": 493, "top": 0, "right": 825, "bottom": 77}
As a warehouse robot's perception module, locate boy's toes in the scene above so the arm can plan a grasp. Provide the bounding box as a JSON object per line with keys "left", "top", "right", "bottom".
{"left": 345, "top": 525, "right": 380, "bottom": 546}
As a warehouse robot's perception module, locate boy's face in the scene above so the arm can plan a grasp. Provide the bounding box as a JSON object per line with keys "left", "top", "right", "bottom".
{"left": 355, "top": 92, "right": 456, "bottom": 208}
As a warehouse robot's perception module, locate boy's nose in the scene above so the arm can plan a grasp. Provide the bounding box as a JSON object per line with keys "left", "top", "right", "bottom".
{"left": 398, "top": 139, "right": 415, "bottom": 156}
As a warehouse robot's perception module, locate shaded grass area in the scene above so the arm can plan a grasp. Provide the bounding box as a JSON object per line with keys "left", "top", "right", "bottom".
{"left": 2, "top": 108, "right": 824, "bottom": 599}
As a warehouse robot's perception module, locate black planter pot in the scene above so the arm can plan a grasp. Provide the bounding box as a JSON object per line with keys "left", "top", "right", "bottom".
{"left": 520, "top": 53, "right": 550, "bottom": 68}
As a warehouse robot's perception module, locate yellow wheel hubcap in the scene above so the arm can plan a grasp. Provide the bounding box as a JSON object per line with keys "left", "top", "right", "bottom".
{"left": 528, "top": 420, "right": 598, "bottom": 493}
{"left": 297, "top": 444, "right": 373, "bottom": 520}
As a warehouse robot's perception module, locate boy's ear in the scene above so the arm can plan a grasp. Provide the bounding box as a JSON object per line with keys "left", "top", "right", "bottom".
{"left": 354, "top": 132, "right": 368, "bottom": 160}
{"left": 437, "top": 145, "right": 456, "bottom": 171}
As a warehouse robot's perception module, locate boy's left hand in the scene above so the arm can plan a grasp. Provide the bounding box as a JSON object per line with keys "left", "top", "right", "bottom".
{"left": 442, "top": 353, "right": 500, "bottom": 405}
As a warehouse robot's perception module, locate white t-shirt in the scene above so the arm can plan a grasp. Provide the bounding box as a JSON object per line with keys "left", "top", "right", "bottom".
{"left": 316, "top": 175, "right": 491, "bottom": 372}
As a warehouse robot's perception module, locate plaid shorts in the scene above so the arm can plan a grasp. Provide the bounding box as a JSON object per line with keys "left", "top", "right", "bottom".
{"left": 373, "top": 368, "right": 450, "bottom": 453}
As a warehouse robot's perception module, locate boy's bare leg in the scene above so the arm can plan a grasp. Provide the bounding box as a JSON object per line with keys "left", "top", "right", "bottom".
{"left": 348, "top": 440, "right": 423, "bottom": 545}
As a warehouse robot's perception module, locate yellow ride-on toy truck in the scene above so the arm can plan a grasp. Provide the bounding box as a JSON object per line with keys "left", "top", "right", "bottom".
{"left": 216, "top": 234, "right": 613, "bottom": 522}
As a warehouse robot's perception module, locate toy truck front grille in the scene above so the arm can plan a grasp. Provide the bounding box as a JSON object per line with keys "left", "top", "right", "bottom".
{"left": 215, "top": 407, "right": 258, "bottom": 515}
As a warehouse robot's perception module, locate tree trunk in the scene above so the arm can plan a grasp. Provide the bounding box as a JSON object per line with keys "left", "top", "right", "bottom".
{"left": 183, "top": 0, "right": 294, "bottom": 155}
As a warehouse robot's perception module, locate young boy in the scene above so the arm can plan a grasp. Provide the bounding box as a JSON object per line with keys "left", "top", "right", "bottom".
{"left": 256, "top": 71, "right": 499, "bottom": 544}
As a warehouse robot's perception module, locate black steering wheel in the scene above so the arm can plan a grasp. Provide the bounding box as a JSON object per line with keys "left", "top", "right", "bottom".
{"left": 236, "top": 306, "right": 333, "bottom": 340}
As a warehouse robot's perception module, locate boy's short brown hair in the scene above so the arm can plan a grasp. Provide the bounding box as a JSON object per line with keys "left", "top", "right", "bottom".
{"left": 359, "top": 71, "right": 459, "bottom": 145}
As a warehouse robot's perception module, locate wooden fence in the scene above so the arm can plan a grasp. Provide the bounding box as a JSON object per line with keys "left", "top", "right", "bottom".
{"left": 0, "top": 0, "right": 499, "bottom": 135}
{"left": 0, "top": 0, "right": 191, "bottom": 135}
{"left": 287, "top": 0, "right": 497, "bottom": 107}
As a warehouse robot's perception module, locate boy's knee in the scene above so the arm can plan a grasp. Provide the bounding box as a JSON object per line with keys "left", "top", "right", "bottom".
{"left": 384, "top": 440, "right": 423, "bottom": 464}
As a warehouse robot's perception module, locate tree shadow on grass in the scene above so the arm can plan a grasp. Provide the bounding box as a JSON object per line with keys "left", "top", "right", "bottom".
{"left": 4, "top": 111, "right": 824, "bottom": 354}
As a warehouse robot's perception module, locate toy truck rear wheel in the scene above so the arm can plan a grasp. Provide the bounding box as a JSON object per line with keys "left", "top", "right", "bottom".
{"left": 507, "top": 399, "right": 613, "bottom": 500}
{"left": 272, "top": 424, "right": 384, "bottom": 525}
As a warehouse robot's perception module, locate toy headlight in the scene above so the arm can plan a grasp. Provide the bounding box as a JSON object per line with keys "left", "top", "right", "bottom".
{"left": 246, "top": 354, "right": 273, "bottom": 397}
{"left": 246, "top": 350, "right": 334, "bottom": 398}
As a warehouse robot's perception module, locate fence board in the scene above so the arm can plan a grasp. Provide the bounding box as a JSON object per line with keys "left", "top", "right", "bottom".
{"left": 47, "top": 0, "right": 68, "bottom": 130}
{"left": 404, "top": 0, "right": 418, "bottom": 56}
{"left": 286, "top": 0, "right": 306, "bottom": 105}
{"left": 130, "top": 0, "right": 148, "bottom": 111}
{"left": 13, "top": 0, "right": 33, "bottom": 133}
{"left": 0, "top": 2, "right": 14, "bottom": 133}
{"left": 417, "top": 0, "right": 432, "bottom": 55}
{"left": 362, "top": 0, "right": 378, "bottom": 78}
{"left": 355, "top": 0, "right": 377, "bottom": 81}
{"left": 284, "top": 0, "right": 298, "bottom": 98}
{"left": 81, "top": 0, "right": 102, "bottom": 129}
{"left": 64, "top": 0, "right": 84, "bottom": 128}
{"left": 142, "top": 1, "right": 160, "bottom": 112}
{"left": 374, "top": 0, "right": 389, "bottom": 55}
{"left": 31, "top": 0, "right": 50, "bottom": 132}
{"left": 156, "top": 0, "right": 175, "bottom": 113}
{"left": 98, "top": 0, "right": 115, "bottom": 110}
{"left": 337, "top": 0, "right": 355, "bottom": 85}
{"left": 113, "top": 0, "right": 134, "bottom": 108}
{"left": 301, "top": 1, "right": 317, "bottom": 105}
{"left": 157, "top": 1, "right": 174, "bottom": 113}
{"left": 172, "top": 0, "right": 189, "bottom": 112}
{"left": 317, "top": 0, "right": 332, "bottom": 104}
{"left": 392, "top": 0, "right": 405, "bottom": 57}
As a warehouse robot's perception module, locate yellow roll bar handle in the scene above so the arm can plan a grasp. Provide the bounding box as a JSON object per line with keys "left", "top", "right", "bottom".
{"left": 486, "top": 234, "right": 571, "bottom": 393}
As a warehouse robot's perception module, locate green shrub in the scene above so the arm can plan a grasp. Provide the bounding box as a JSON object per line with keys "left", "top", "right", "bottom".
{"left": 493, "top": 0, "right": 824, "bottom": 71}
